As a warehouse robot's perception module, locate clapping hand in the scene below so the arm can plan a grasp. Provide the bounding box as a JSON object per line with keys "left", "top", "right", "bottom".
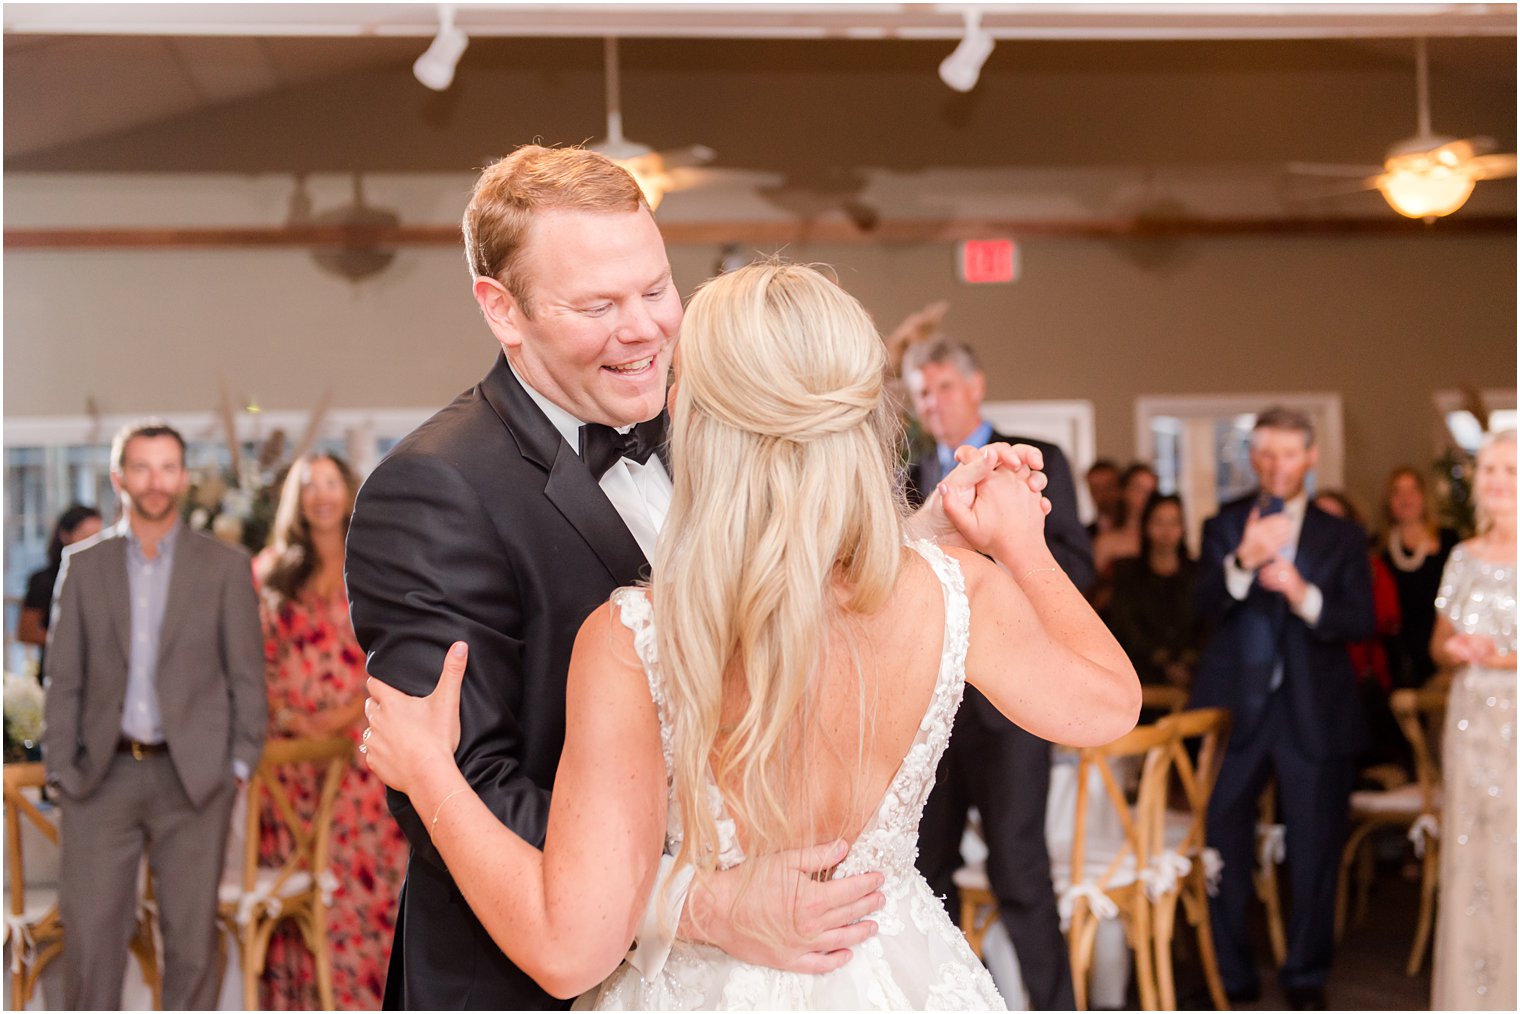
{"left": 1440, "top": 632, "right": 1506, "bottom": 668}
{"left": 1236, "top": 507, "right": 1294, "bottom": 571}
{"left": 363, "top": 642, "right": 468, "bottom": 796}
{"left": 1256, "top": 556, "right": 1310, "bottom": 607}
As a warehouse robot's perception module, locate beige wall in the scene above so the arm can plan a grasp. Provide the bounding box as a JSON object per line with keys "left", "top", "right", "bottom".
{"left": 6, "top": 225, "right": 1513, "bottom": 510}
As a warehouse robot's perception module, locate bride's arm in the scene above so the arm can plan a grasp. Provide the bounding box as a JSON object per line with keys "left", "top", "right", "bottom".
{"left": 940, "top": 466, "right": 1140, "bottom": 747}
{"left": 364, "top": 606, "right": 667, "bottom": 999}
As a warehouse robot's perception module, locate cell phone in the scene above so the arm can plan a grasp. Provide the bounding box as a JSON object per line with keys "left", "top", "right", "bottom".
{"left": 1257, "top": 492, "right": 1285, "bottom": 517}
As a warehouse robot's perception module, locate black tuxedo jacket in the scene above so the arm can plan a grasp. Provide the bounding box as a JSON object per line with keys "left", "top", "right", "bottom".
{"left": 1189, "top": 494, "right": 1375, "bottom": 759}
{"left": 346, "top": 354, "right": 651, "bottom": 1009}
{"left": 906, "top": 430, "right": 1095, "bottom": 729}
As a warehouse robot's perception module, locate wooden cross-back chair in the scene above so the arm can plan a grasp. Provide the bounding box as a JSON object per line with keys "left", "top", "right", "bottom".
{"left": 4, "top": 762, "right": 162, "bottom": 1009}
{"left": 1389, "top": 687, "right": 1446, "bottom": 976}
{"left": 1055, "top": 720, "right": 1175, "bottom": 1012}
{"left": 1152, "top": 707, "right": 1233, "bottom": 1011}
{"left": 1140, "top": 684, "right": 1189, "bottom": 717}
{"left": 1334, "top": 687, "right": 1446, "bottom": 975}
{"left": 217, "top": 735, "right": 352, "bottom": 1011}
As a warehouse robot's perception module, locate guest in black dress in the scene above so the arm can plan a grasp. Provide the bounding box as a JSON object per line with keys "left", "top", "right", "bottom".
{"left": 17, "top": 504, "right": 102, "bottom": 684}
{"left": 1104, "top": 493, "right": 1202, "bottom": 697}
{"left": 1376, "top": 467, "right": 1459, "bottom": 688}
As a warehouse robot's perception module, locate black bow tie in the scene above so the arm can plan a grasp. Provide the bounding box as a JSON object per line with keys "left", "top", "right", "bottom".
{"left": 578, "top": 416, "right": 666, "bottom": 480}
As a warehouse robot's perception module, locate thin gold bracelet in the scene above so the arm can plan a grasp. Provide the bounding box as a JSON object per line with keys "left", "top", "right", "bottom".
{"left": 1022, "top": 566, "right": 1062, "bottom": 581}
{"left": 430, "top": 787, "right": 471, "bottom": 838}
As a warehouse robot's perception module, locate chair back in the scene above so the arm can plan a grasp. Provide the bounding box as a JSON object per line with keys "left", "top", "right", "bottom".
{"left": 235, "top": 736, "right": 353, "bottom": 900}
{"left": 1140, "top": 684, "right": 1189, "bottom": 716}
{"left": 1390, "top": 688, "right": 1446, "bottom": 815}
{"left": 1157, "top": 707, "right": 1232, "bottom": 858}
{"left": 1070, "top": 720, "right": 1175, "bottom": 894}
{"left": 3, "top": 763, "right": 58, "bottom": 919}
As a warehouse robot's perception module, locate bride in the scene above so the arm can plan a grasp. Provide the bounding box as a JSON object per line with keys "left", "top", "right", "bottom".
{"left": 363, "top": 261, "right": 1140, "bottom": 1009}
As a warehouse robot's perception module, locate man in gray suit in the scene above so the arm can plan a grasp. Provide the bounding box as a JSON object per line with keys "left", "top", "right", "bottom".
{"left": 43, "top": 420, "right": 266, "bottom": 1009}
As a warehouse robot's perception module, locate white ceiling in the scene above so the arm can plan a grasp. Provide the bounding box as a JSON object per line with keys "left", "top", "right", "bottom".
{"left": 5, "top": 3, "right": 1517, "bottom": 41}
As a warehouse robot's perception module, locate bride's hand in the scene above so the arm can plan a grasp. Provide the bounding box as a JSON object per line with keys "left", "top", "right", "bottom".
{"left": 910, "top": 442, "right": 1048, "bottom": 548}
{"left": 363, "top": 642, "right": 468, "bottom": 796}
{"left": 939, "top": 453, "right": 1051, "bottom": 566}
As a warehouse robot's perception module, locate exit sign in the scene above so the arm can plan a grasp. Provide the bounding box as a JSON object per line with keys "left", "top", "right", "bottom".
{"left": 957, "top": 239, "right": 1019, "bottom": 284}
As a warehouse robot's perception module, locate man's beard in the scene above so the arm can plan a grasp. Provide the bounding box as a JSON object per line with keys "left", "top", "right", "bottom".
{"left": 129, "top": 495, "right": 179, "bottom": 523}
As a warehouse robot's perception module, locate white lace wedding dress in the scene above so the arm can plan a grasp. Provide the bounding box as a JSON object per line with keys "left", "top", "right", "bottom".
{"left": 579, "top": 541, "right": 1007, "bottom": 1010}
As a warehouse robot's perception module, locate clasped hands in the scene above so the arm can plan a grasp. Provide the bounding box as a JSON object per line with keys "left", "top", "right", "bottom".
{"left": 912, "top": 442, "right": 1052, "bottom": 556}
{"left": 1237, "top": 507, "right": 1310, "bottom": 607}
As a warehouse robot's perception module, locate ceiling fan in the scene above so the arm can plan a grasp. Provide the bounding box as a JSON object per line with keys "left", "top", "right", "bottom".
{"left": 1289, "top": 37, "right": 1515, "bottom": 221}
{"left": 589, "top": 36, "right": 721, "bottom": 210}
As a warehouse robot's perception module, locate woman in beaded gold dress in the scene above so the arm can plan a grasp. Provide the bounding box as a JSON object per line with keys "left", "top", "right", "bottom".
{"left": 1429, "top": 429, "right": 1517, "bottom": 1011}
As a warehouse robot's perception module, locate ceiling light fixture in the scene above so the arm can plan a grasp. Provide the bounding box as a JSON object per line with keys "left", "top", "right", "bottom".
{"left": 939, "top": 9, "right": 995, "bottom": 93}
{"left": 413, "top": 5, "right": 468, "bottom": 91}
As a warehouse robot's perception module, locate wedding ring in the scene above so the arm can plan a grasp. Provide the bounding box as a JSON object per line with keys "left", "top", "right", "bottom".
{"left": 359, "top": 742, "right": 368, "bottom": 755}
{"left": 362, "top": 726, "right": 372, "bottom": 743}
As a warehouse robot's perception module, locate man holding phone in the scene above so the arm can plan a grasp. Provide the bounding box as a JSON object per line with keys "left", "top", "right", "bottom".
{"left": 1190, "top": 406, "right": 1375, "bottom": 1011}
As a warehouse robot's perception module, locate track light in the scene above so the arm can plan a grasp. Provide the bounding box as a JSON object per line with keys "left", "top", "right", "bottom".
{"left": 413, "top": 5, "right": 468, "bottom": 91}
{"left": 939, "top": 10, "right": 994, "bottom": 93}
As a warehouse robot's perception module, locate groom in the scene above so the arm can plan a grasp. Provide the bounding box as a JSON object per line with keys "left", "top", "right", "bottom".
{"left": 349, "top": 146, "right": 919, "bottom": 1008}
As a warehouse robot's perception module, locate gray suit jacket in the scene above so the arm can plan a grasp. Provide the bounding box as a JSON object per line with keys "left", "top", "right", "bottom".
{"left": 42, "top": 523, "right": 266, "bottom": 808}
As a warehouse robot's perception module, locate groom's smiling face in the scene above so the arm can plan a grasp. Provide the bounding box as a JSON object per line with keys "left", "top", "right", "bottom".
{"left": 481, "top": 206, "right": 682, "bottom": 428}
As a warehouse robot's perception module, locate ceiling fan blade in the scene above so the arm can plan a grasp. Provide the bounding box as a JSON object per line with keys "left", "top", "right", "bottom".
{"left": 1287, "top": 161, "right": 1384, "bottom": 178}
{"left": 664, "top": 165, "right": 787, "bottom": 192}
{"left": 656, "top": 144, "right": 714, "bottom": 170}
{"left": 1471, "top": 152, "right": 1518, "bottom": 180}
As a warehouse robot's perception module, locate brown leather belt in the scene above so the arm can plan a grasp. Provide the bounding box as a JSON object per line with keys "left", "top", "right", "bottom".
{"left": 118, "top": 738, "right": 169, "bottom": 760}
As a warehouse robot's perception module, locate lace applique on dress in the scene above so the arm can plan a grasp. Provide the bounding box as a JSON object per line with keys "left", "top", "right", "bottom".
{"left": 586, "top": 546, "right": 1005, "bottom": 1010}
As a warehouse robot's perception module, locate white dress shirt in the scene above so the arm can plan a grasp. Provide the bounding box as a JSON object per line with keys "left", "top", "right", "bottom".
{"left": 509, "top": 361, "right": 672, "bottom": 561}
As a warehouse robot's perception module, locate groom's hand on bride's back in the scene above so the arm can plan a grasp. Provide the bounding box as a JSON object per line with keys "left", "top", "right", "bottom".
{"left": 679, "top": 839, "right": 886, "bottom": 973}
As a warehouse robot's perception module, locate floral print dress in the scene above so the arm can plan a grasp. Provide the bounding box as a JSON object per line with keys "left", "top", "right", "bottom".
{"left": 255, "top": 555, "right": 408, "bottom": 1011}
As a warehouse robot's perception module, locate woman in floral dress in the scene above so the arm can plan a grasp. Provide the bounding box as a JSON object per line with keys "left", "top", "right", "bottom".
{"left": 254, "top": 452, "right": 407, "bottom": 1010}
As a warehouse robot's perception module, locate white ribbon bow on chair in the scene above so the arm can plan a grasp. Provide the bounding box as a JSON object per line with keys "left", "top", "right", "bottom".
{"left": 1141, "top": 852, "right": 1194, "bottom": 900}
{"left": 1201, "top": 846, "right": 1225, "bottom": 897}
{"left": 1058, "top": 883, "right": 1120, "bottom": 928}
{"left": 1257, "top": 823, "right": 1287, "bottom": 869}
{"left": 6, "top": 915, "right": 37, "bottom": 973}
{"left": 1408, "top": 814, "right": 1440, "bottom": 858}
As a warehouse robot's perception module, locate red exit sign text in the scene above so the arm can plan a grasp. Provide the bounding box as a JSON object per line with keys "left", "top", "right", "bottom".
{"left": 957, "top": 239, "right": 1019, "bottom": 284}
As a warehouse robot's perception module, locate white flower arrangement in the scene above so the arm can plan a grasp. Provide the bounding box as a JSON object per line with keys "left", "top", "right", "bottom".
{"left": 4, "top": 669, "right": 45, "bottom": 760}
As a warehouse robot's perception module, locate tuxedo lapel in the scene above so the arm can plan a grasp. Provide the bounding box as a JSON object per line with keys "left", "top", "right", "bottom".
{"left": 478, "top": 354, "right": 650, "bottom": 586}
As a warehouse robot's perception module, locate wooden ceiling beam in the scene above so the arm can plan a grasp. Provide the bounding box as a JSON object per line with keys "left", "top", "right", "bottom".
{"left": 5, "top": 215, "right": 1513, "bottom": 252}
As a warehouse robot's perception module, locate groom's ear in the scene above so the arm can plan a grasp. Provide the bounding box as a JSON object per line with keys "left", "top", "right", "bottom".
{"left": 474, "top": 276, "right": 527, "bottom": 352}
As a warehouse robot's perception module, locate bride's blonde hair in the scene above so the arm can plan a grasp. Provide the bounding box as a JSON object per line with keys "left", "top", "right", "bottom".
{"left": 652, "top": 260, "right": 905, "bottom": 922}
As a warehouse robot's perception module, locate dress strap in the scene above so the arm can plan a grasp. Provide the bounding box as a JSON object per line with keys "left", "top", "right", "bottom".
{"left": 610, "top": 587, "right": 674, "bottom": 768}
{"left": 905, "top": 539, "right": 971, "bottom": 731}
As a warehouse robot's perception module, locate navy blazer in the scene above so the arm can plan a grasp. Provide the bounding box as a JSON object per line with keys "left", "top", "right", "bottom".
{"left": 1189, "top": 494, "right": 1375, "bottom": 759}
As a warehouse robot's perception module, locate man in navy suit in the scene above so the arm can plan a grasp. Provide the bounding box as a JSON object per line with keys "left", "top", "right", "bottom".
{"left": 1191, "top": 406, "right": 1374, "bottom": 1010}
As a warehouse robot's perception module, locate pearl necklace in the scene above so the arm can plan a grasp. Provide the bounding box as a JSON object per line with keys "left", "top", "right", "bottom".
{"left": 1386, "top": 529, "right": 1429, "bottom": 573}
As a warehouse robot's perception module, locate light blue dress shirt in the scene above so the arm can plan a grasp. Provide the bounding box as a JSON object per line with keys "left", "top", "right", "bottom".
{"left": 120, "top": 519, "right": 179, "bottom": 744}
